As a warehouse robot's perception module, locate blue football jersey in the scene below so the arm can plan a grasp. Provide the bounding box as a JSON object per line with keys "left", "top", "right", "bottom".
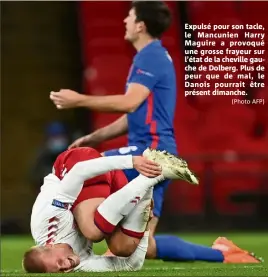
{"left": 126, "top": 40, "right": 177, "bottom": 154}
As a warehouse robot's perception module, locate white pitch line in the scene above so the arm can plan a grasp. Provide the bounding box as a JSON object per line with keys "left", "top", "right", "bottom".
{"left": 1, "top": 270, "right": 23, "bottom": 273}
{"left": 143, "top": 267, "right": 185, "bottom": 270}
{"left": 143, "top": 265, "right": 263, "bottom": 270}
{"left": 0, "top": 265, "right": 263, "bottom": 274}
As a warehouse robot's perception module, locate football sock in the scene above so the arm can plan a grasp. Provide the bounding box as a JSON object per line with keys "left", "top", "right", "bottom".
{"left": 155, "top": 235, "right": 224, "bottom": 262}
{"left": 94, "top": 174, "right": 164, "bottom": 234}
{"left": 120, "top": 188, "right": 153, "bottom": 238}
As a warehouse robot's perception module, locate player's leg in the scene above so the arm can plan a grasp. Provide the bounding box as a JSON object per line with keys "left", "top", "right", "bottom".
{"left": 146, "top": 181, "right": 225, "bottom": 262}
{"left": 103, "top": 146, "right": 143, "bottom": 257}
{"left": 154, "top": 235, "right": 225, "bottom": 262}
{"left": 94, "top": 174, "right": 164, "bottom": 237}
{"left": 104, "top": 144, "right": 159, "bottom": 252}
{"left": 72, "top": 166, "right": 158, "bottom": 257}
{"left": 105, "top": 147, "right": 213, "bottom": 260}
{"left": 95, "top": 146, "right": 200, "bottom": 252}
{"left": 152, "top": 235, "right": 262, "bottom": 263}
{"left": 104, "top": 147, "right": 163, "bottom": 258}
{"left": 146, "top": 180, "right": 169, "bottom": 258}
{"left": 129, "top": 150, "right": 224, "bottom": 262}
{"left": 102, "top": 168, "right": 148, "bottom": 256}
{"left": 104, "top": 146, "right": 187, "bottom": 259}
{"left": 72, "top": 179, "right": 142, "bottom": 254}
{"left": 72, "top": 184, "right": 110, "bottom": 242}
{"left": 104, "top": 149, "right": 261, "bottom": 263}
{"left": 105, "top": 188, "right": 153, "bottom": 257}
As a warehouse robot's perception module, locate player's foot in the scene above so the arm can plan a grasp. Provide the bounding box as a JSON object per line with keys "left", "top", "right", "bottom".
{"left": 212, "top": 237, "right": 264, "bottom": 263}
{"left": 143, "top": 148, "right": 199, "bottom": 185}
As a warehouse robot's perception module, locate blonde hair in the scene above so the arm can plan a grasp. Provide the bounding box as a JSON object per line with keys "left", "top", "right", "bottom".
{"left": 22, "top": 246, "right": 47, "bottom": 273}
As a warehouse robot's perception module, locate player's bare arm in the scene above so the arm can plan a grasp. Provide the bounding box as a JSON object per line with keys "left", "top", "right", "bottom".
{"left": 69, "top": 114, "right": 128, "bottom": 149}
{"left": 49, "top": 83, "right": 150, "bottom": 112}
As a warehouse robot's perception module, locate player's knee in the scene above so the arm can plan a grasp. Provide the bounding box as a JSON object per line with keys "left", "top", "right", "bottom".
{"left": 73, "top": 198, "right": 105, "bottom": 242}
{"left": 146, "top": 234, "right": 157, "bottom": 259}
{"left": 75, "top": 216, "right": 103, "bottom": 242}
{"left": 83, "top": 226, "right": 104, "bottom": 242}
{"left": 108, "top": 230, "right": 140, "bottom": 257}
{"left": 75, "top": 215, "right": 104, "bottom": 242}
{"left": 109, "top": 241, "right": 137, "bottom": 257}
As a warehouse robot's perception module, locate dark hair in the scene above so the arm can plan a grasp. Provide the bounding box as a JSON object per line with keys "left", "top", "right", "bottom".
{"left": 131, "top": 1, "right": 172, "bottom": 38}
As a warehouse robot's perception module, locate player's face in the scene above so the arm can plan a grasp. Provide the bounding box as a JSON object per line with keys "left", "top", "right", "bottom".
{"left": 42, "top": 246, "right": 80, "bottom": 273}
{"left": 124, "top": 8, "right": 144, "bottom": 42}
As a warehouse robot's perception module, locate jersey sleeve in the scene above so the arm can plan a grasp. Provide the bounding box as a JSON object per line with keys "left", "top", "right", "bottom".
{"left": 130, "top": 55, "right": 161, "bottom": 91}
{"left": 75, "top": 231, "right": 149, "bottom": 272}
{"left": 55, "top": 155, "right": 133, "bottom": 203}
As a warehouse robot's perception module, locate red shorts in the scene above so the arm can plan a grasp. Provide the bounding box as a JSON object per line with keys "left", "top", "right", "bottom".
{"left": 53, "top": 147, "right": 128, "bottom": 210}
{"left": 72, "top": 170, "right": 128, "bottom": 210}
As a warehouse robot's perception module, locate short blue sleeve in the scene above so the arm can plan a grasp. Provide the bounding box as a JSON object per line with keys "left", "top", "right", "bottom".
{"left": 130, "top": 55, "right": 161, "bottom": 91}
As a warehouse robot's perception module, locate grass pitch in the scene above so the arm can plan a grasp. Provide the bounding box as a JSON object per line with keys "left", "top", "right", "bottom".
{"left": 1, "top": 232, "right": 268, "bottom": 276}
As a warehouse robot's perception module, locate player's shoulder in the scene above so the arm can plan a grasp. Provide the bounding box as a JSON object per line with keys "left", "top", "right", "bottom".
{"left": 57, "top": 147, "right": 101, "bottom": 162}
{"left": 136, "top": 48, "right": 163, "bottom": 61}
{"left": 41, "top": 173, "right": 60, "bottom": 191}
{"left": 135, "top": 45, "right": 170, "bottom": 68}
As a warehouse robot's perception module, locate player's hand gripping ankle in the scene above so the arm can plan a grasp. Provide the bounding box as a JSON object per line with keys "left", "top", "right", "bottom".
{"left": 132, "top": 156, "right": 162, "bottom": 177}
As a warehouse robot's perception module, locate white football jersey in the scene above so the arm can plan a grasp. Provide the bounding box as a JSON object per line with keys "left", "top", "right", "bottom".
{"left": 30, "top": 155, "right": 148, "bottom": 272}
{"left": 31, "top": 174, "right": 93, "bottom": 262}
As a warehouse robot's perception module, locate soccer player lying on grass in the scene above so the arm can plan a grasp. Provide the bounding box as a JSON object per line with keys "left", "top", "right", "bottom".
{"left": 23, "top": 148, "right": 189, "bottom": 273}
{"left": 49, "top": 146, "right": 196, "bottom": 258}
{"left": 58, "top": 147, "right": 263, "bottom": 265}
{"left": 24, "top": 146, "right": 262, "bottom": 273}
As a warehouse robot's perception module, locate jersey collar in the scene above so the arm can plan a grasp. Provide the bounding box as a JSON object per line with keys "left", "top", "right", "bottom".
{"left": 134, "top": 40, "right": 162, "bottom": 60}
